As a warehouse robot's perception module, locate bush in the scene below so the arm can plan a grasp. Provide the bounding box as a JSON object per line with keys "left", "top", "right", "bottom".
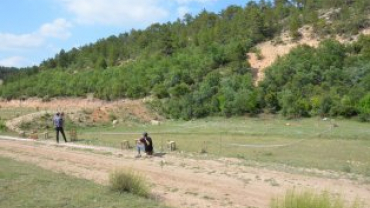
{"left": 0, "top": 120, "right": 6, "bottom": 131}
{"left": 271, "top": 189, "right": 363, "bottom": 208}
{"left": 42, "top": 95, "right": 51, "bottom": 102}
{"left": 82, "top": 108, "right": 93, "bottom": 115}
{"left": 250, "top": 47, "right": 264, "bottom": 60}
{"left": 19, "top": 121, "right": 32, "bottom": 131}
{"left": 358, "top": 113, "right": 370, "bottom": 122}
{"left": 109, "top": 169, "right": 150, "bottom": 198}
{"left": 109, "top": 113, "right": 118, "bottom": 121}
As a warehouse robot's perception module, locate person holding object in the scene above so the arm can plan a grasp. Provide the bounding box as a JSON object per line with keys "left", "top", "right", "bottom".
{"left": 53, "top": 112, "right": 67, "bottom": 143}
{"left": 143, "top": 132, "right": 153, "bottom": 155}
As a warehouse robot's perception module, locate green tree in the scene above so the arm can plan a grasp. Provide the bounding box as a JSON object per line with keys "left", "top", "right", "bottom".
{"left": 358, "top": 93, "right": 370, "bottom": 114}
{"left": 57, "top": 49, "right": 68, "bottom": 68}
{"left": 96, "top": 58, "right": 108, "bottom": 69}
{"left": 289, "top": 9, "right": 301, "bottom": 40}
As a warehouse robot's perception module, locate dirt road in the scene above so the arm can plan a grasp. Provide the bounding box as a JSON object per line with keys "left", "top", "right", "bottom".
{"left": 0, "top": 137, "right": 369, "bottom": 208}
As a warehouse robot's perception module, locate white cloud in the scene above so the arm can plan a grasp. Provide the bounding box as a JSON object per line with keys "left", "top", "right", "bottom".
{"left": 175, "top": 0, "right": 218, "bottom": 4}
{"left": 57, "top": 0, "right": 222, "bottom": 27}
{"left": 40, "top": 18, "right": 72, "bottom": 39}
{"left": 0, "top": 33, "right": 43, "bottom": 51}
{"left": 59, "top": 0, "right": 169, "bottom": 26}
{"left": 0, "top": 56, "right": 27, "bottom": 67}
{"left": 0, "top": 18, "right": 72, "bottom": 51}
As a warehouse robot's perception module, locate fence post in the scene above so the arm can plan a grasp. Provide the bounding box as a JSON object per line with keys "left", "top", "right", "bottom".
{"left": 160, "top": 138, "right": 164, "bottom": 153}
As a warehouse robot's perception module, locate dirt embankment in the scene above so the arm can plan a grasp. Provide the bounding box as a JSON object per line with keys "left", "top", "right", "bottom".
{"left": 248, "top": 26, "right": 320, "bottom": 85}
{"left": 1, "top": 98, "right": 161, "bottom": 133}
{"left": 0, "top": 98, "right": 157, "bottom": 120}
{"left": 0, "top": 139, "right": 369, "bottom": 208}
{"left": 248, "top": 26, "right": 370, "bottom": 85}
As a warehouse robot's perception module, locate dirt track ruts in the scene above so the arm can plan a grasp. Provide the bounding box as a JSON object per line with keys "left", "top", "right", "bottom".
{"left": 0, "top": 138, "right": 369, "bottom": 208}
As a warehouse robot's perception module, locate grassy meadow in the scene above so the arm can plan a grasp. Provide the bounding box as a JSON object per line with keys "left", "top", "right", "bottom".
{"left": 0, "top": 105, "right": 369, "bottom": 177}
{"left": 74, "top": 117, "right": 370, "bottom": 176}
{"left": 0, "top": 109, "right": 369, "bottom": 208}
{"left": 0, "top": 156, "right": 169, "bottom": 208}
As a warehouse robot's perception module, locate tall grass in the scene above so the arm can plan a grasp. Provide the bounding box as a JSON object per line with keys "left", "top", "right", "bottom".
{"left": 271, "top": 189, "right": 364, "bottom": 208}
{"left": 109, "top": 168, "right": 150, "bottom": 198}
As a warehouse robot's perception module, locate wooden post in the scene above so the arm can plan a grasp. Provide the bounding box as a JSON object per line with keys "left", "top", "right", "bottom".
{"left": 120, "top": 140, "right": 130, "bottom": 149}
{"left": 167, "top": 141, "right": 176, "bottom": 151}
{"left": 69, "top": 129, "right": 77, "bottom": 141}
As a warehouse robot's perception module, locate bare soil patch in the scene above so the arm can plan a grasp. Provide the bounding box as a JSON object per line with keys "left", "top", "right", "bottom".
{"left": 1, "top": 98, "right": 161, "bottom": 133}
{"left": 0, "top": 98, "right": 158, "bottom": 122}
{"left": 0, "top": 138, "right": 369, "bottom": 208}
{"left": 248, "top": 26, "right": 370, "bottom": 85}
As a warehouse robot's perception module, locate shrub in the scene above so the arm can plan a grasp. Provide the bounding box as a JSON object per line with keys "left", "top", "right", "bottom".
{"left": 82, "top": 108, "right": 93, "bottom": 115}
{"left": 19, "top": 121, "right": 32, "bottom": 131}
{"left": 358, "top": 113, "right": 370, "bottom": 122}
{"left": 271, "top": 189, "right": 364, "bottom": 208}
{"left": 109, "top": 169, "right": 150, "bottom": 198}
{"left": 0, "top": 120, "right": 6, "bottom": 131}
{"left": 109, "top": 113, "right": 118, "bottom": 121}
{"left": 250, "top": 47, "right": 264, "bottom": 60}
{"left": 42, "top": 95, "right": 51, "bottom": 102}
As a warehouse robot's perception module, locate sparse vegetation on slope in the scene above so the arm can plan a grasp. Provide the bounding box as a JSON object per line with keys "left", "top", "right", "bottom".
{"left": 260, "top": 37, "right": 370, "bottom": 119}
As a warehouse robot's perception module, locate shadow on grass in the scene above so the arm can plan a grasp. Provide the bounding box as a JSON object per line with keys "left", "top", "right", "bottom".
{"left": 153, "top": 152, "right": 166, "bottom": 157}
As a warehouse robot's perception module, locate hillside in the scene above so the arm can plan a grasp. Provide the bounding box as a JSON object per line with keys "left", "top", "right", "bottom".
{"left": 249, "top": 26, "right": 370, "bottom": 85}
{"left": 0, "top": 98, "right": 161, "bottom": 133}
{"left": 0, "top": 66, "right": 18, "bottom": 82}
{"left": 0, "top": 0, "right": 370, "bottom": 121}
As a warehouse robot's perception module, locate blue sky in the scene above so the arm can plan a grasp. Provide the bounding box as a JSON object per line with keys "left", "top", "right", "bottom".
{"left": 0, "top": 0, "right": 248, "bottom": 68}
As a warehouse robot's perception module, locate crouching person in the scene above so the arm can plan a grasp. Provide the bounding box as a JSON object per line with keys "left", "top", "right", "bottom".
{"left": 143, "top": 132, "right": 153, "bottom": 156}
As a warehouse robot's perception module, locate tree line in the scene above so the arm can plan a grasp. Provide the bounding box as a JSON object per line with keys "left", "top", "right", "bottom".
{"left": 0, "top": 67, "right": 19, "bottom": 81}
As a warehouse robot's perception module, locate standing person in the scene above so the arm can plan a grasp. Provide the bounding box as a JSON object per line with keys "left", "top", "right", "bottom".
{"left": 53, "top": 112, "right": 67, "bottom": 143}
{"left": 53, "top": 112, "right": 61, "bottom": 143}
{"left": 143, "top": 132, "right": 153, "bottom": 155}
{"left": 59, "top": 112, "right": 68, "bottom": 142}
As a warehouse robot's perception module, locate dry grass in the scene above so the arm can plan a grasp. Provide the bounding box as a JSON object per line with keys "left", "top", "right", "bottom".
{"left": 271, "top": 189, "right": 364, "bottom": 208}
{"left": 109, "top": 168, "right": 150, "bottom": 198}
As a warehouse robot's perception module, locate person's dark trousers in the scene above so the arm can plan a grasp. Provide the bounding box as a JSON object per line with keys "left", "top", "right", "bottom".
{"left": 55, "top": 127, "right": 67, "bottom": 143}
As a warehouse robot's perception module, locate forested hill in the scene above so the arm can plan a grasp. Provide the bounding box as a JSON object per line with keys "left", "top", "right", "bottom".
{"left": 0, "top": 67, "right": 19, "bottom": 81}
{"left": 1, "top": 0, "right": 370, "bottom": 121}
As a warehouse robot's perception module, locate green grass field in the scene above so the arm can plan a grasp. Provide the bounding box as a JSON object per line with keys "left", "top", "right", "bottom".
{"left": 1, "top": 107, "right": 369, "bottom": 177}
{"left": 0, "top": 156, "right": 169, "bottom": 208}
{"left": 0, "top": 107, "right": 38, "bottom": 120}
{"left": 73, "top": 117, "right": 370, "bottom": 176}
